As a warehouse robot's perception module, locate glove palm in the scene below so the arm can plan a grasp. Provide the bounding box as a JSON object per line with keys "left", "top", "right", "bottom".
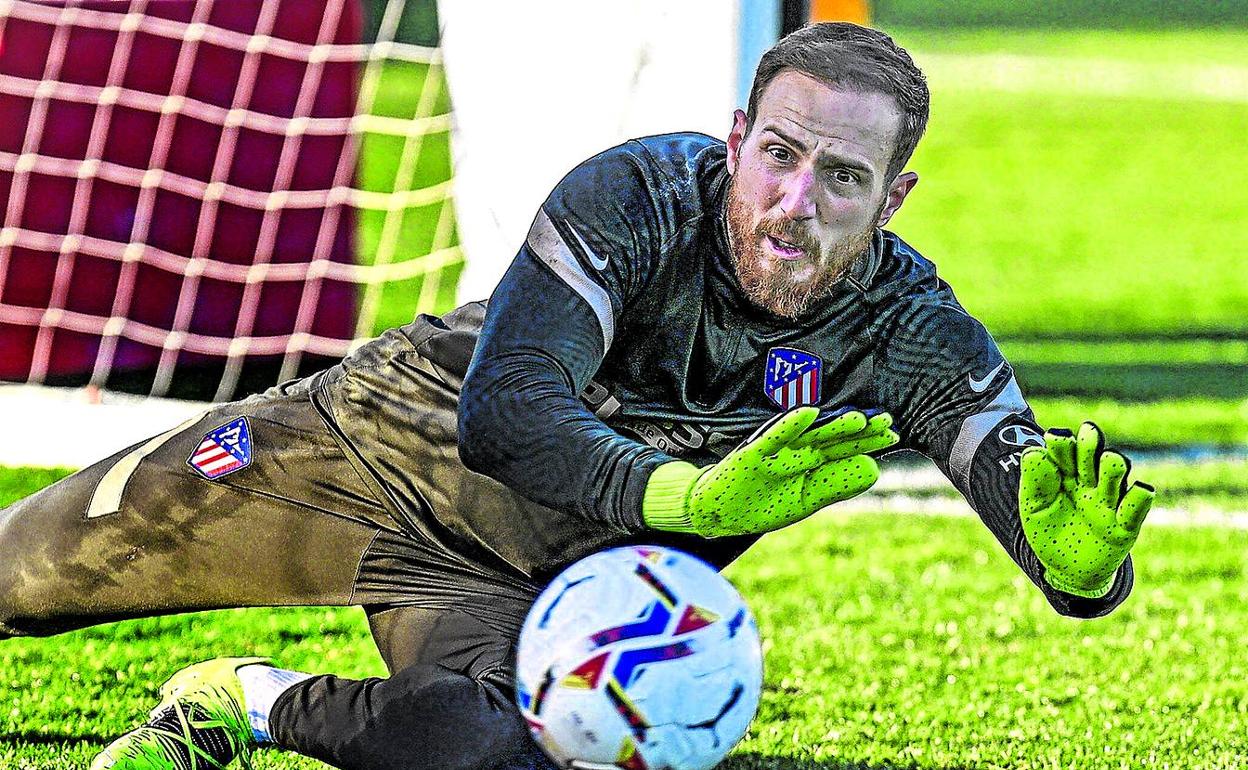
{"left": 1019, "top": 422, "right": 1155, "bottom": 598}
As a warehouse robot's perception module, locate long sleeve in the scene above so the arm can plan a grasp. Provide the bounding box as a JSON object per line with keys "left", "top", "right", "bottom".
{"left": 458, "top": 141, "right": 678, "bottom": 532}
{"left": 874, "top": 291, "right": 1132, "bottom": 618}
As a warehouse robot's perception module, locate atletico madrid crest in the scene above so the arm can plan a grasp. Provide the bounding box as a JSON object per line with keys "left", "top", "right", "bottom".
{"left": 187, "top": 417, "right": 253, "bottom": 480}
{"left": 764, "top": 347, "right": 822, "bottom": 409}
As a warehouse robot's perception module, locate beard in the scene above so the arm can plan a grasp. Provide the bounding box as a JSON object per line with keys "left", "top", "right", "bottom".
{"left": 725, "top": 176, "right": 877, "bottom": 320}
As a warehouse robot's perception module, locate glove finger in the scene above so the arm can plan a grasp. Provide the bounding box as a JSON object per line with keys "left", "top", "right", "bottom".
{"left": 1043, "top": 428, "right": 1077, "bottom": 479}
{"left": 1018, "top": 447, "right": 1061, "bottom": 512}
{"left": 1095, "top": 451, "right": 1129, "bottom": 509}
{"left": 803, "top": 454, "right": 880, "bottom": 511}
{"left": 1117, "top": 481, "right": 1155, "bottom": 534}
{"left": 795, "top": 412, "right": 892, "bottom": 453}
{"left": 863, "top": 411, "right": 894, "bottom": 437}
{"left": 1075, "top": 421, "right": 1105, "bottom": 488}
{"left": 815, "top": 429, "right": 900, "bottom": 462}
{"left": 771, "top": 445, "right": 834, "bottom": 475}
{"left": 744, "top": 406, "right": 820, "bottom": 457}
{"left": 1116, "top": 452, "right": 1133, "bottom": 499}
{"left": 790, "top": 409, "right": 871, "bottom": 450}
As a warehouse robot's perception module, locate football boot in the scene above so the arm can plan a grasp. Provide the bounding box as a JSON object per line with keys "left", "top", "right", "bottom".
{"left": 90, "top": 657, "right": 265, "bottom": 770}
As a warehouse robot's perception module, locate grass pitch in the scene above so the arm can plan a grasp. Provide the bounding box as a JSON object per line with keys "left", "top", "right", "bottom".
{"left": 732, "top": 510, "right": 1247, "bottom": 769}
{"left": 887, "top": 456, "right": 1248, "bottom": 518}
{"left": 1, "top": 465, "right": 1245, "bottom": 769}
{"left": 891, "top": 28, "right": 1248, "bottom": 340}
{"left": 1026, "top": 396, "right": 1248, "bottom": 450}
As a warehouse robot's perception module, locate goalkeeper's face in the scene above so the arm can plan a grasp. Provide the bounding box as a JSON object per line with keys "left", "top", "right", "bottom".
{"left": 725, "top": 70, "right": 918, "bottom": 318}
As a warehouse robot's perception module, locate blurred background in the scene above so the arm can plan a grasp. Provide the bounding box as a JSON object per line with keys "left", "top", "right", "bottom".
{"left": 0, "top": 1, "right": 1245, "bottom": 767}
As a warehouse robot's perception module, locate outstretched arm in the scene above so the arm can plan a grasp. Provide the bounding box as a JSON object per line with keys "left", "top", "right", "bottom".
{"left": 952, "top": 411, "right": 1150, "bottom": 617}
{"left": 875, "top": 295, "right": 1153, "bottom": 617}
{"left": 458, "top": 144, "right": 669, "bottom": 533}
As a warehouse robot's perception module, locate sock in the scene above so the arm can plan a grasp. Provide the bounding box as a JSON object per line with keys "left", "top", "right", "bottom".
{"left": 237, "top": 664, "right": 314, "bottom": 744}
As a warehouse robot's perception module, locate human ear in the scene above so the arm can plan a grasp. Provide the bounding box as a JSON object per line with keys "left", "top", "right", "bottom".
{"left": 726, "top": 109, "right": 748, "bottom": 175}
{"left": 877, "top": 171, "right": 918, "bottom": 227}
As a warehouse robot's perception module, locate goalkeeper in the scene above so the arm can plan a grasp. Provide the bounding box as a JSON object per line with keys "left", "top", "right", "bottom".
{"left": 0, "top": 22, "right": 1153, "bottom": 770}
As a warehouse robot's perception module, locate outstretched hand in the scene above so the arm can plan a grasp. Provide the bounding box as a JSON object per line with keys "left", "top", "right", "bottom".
{"left": 1019, "top": 422, "right": 1155, "bottom": 598}
{"left": 642, "top": 406, "right": 899, "bottom": 538}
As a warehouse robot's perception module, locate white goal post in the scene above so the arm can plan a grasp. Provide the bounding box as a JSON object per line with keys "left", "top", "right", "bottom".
{"left": 438, "top": 0, "right": 743, "bottom": 306}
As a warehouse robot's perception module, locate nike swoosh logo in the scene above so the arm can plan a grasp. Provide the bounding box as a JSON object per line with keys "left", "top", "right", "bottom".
{"left": 968, "top": 360, "right": 1006, "bottom": 393}
{"left": 564, "top": 220, "right": 609, "bottom": 271}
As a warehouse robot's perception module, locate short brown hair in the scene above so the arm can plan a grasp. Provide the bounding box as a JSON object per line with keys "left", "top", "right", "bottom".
{"left": 746, "top": 22, "right": 929, "bottom": 181}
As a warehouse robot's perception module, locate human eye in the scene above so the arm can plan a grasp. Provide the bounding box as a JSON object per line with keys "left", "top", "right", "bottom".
{"left": 829, "top": 168, "right": 859, "bottom": 185}
{"left": 764, "top": 144, "right": 793, "bottom": 164}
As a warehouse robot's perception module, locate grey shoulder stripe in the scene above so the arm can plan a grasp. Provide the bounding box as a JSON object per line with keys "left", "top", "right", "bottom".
{"left": 525, "top": 208, "right": 616, "bottom": 352}
{"left": 949, "top": 374, "right": 1029, "bottom": 490}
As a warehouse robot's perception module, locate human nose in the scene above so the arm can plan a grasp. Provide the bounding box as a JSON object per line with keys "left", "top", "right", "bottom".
{"left": 777, "top": 166, "right": 816, "bottom": 220}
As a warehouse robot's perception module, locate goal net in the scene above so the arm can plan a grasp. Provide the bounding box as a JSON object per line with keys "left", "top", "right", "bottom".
{"left": 0, "top": 0, "right": 458, "bottom": 402}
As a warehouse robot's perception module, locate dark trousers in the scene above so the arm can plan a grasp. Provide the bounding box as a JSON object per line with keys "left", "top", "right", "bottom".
{"left": 273, "top": 606, "right": 555, "bottom": 770}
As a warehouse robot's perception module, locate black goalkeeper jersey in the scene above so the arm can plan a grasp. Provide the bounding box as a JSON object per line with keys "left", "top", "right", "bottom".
{"left": 323, "top": 133, "right": 1130, "bottom": 618}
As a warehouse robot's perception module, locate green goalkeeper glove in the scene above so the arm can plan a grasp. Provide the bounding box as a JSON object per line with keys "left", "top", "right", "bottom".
{"left": 641, "top": 406, "right": 899, "bottom": 538}
{"left": 1019, "top": 422, "right": 1156, "bottom": 598}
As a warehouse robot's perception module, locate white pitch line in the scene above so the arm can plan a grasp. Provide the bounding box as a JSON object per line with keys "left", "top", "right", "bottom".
{"left": 852, "top": 455, "right": 1248, "bottom": 528}
{"left": 919, "top": 52, "right": 1248, "bottom": 104}
{"left": 0, "top": 384, "right": 204, "bottom": 468}
{"left": 834, "top": 491, "right": 1248, "bottom": 530}
{"left": 1, "top": 385, "right": 1243, "bottom": 527}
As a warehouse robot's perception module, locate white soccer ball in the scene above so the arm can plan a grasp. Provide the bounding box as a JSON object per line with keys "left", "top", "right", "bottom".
{"left": 516, "top": 546, "right": 763, "bottom": 770}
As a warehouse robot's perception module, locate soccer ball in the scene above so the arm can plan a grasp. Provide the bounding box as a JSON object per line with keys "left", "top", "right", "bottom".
{"left": 515, "top": 546, "right": 763, "bottom": 770}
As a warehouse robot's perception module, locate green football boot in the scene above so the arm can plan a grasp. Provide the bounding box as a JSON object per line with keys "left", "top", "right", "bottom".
{"left": 91, "top": 657, "right": 266, "bottom": 770}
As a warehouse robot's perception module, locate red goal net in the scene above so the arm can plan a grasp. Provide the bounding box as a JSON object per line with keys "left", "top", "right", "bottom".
{"left": 0, "top": 0, "right": 457, "bottom": 401}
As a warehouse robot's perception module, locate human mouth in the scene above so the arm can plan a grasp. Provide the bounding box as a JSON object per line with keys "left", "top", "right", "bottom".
{"left": 763, "top": 233, "right": 806, "bottom": 261}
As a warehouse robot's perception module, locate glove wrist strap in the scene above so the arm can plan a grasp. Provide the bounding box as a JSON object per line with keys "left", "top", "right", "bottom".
{"left": 641, "top": 461, "right": 703, "bottom": 533}
{"left": 1043, "top": 569, "right": 1113, "bottom": 599}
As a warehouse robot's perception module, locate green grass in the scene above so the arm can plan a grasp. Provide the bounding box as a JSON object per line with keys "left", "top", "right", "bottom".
{"left": 889, "top": 37, "right": 1248, "bottom": 339}
{"left": 875, "top": 0, "right": 1248, "bottom": 29}
{"left": 0, "top": 467, "right": 69, "bottom": 504}
{"left": 884, "top": 456, "right": 1248, "bottom": 513}
{"left": 1000, "top": 340, "right": 1248, "bottom": 366}
{"left": 1004, "top": 341, "right": 1248, "bottom": 404}
{"left": 892, "top": 27, "right": 1248, "bottom": 65}
{"left": 1133, "top": 457, "right": 1248, "bottom": 511}
{"left": 2, "top": 466, "right": 1245, "bottom": 768}
{"left": 1016, "top": 365, "right": 1246, "bottom": 402}
{"left": 1029, "top": 396, "right": 1248, "bottom": 449}
{"left": 728, "top": 510, "right": 1248, "bottom": 769}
